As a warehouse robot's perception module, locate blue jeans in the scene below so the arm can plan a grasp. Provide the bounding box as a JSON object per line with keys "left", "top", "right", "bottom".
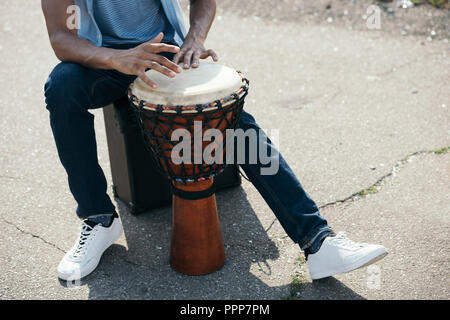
{"left": 44, "top": 58, "right": 333, "bottom": 253}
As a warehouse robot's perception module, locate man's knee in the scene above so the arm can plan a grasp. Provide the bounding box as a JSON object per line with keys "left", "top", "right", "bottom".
{"left": 44, "top": 62, "right": 88, "bottom": 113}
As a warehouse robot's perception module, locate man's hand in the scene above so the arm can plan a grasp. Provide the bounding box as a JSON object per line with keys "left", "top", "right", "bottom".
{"left": 173, "top": 0, "right": 218, "bottom": 69}
{"left": 110, "top": 33, "right": 182, "bottom": 88}
{"left": 172, "top": 34, "right": 218, "bottom": 69}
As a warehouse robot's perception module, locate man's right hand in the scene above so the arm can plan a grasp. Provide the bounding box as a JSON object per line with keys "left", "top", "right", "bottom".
{"left": 109, "top": 32, "right": 182, "bottom": 89}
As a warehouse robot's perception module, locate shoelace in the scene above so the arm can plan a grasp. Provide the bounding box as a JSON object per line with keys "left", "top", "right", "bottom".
{"left": 71, "top": 221, "right": 98, "bottom": 259}
{"left": 328, "top": 232, "right": 366, "bottom": 250}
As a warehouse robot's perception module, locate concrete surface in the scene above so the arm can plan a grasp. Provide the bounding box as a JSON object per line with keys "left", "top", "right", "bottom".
{"left": 0, "top": 1, "right": 448, "bottom": 299}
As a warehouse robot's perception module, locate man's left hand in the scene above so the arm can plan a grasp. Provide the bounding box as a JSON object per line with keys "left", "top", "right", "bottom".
{"left": 172, "top": 34, "right": 218, "bottom": 69}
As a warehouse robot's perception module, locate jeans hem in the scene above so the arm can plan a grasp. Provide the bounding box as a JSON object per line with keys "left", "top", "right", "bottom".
{"left": 76, "top": 206, "right": 116, "bottom": 220}
{"left": 299, "top": 226, "right": 334, "bottom": 250}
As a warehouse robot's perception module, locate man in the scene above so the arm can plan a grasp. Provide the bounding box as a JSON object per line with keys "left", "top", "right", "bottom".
{"left": 42, "top": 0, "right": 387, "bottom": 282}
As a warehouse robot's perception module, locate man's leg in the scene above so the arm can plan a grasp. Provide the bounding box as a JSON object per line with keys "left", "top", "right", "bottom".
{"left": 236, "top": 110, "right": 388, "bottom": 279}
{"left": 236, "top": 111, "right": 333, "bottom": 254}
{"left": 44, "top": 62, "right": 137, "bottom": 220}
{"left": 45, "top": 62, "right": 138, "bottom": 280}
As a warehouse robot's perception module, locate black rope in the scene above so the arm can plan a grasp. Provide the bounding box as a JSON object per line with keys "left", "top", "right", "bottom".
{"left": 128, "top": 74, "right": 249, "bottom": 183}
{"left": 238, "top": 165, "right": 251, "bottom": 182}
{"left": 171, "top": 180, "right": 216, "bottom": 200}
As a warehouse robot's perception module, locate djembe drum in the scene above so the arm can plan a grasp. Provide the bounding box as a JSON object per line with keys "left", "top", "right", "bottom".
{"left": 128, "top": 62, "right": 249, "bottom": 275}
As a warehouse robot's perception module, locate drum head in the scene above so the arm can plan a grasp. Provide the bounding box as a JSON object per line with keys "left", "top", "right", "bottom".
{"left": 131, "top": 62, "right": 243, "bottom": 106}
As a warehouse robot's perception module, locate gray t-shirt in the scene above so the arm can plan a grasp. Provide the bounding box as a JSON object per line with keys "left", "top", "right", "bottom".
{"left": 92, "top": 0, "right": 174, "bottom": 47}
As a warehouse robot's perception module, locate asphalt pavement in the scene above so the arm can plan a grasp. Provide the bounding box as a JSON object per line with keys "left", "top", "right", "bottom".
{"left": 0, "top": 1, "right": 448, "bottom": 299}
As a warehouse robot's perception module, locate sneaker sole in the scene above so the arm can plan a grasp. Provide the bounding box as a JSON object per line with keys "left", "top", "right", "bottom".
{"left": 309, "top": 248, "right": 388, "bottom": 280}
{"left": 58, "top": 220, "right": 123, "bottom": 281}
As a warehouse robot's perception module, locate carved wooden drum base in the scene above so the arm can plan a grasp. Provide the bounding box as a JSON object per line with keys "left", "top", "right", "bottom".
{"left": 170, "top": 179, "right": 225, "bottom": 275}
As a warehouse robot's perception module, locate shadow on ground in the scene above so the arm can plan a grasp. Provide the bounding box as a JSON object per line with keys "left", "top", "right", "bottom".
{"left": 57, "top": 185, "right": 363, "bottom": 300}
{"left": 295, "top": 278, "right": 365, "bottom": 300}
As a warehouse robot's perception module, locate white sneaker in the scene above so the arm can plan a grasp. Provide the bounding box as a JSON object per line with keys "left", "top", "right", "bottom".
{"left": 307, "top": 231, "right": 388, "bottom": 280}
{"left": 57, "top": 217, "right": 123, "bottom": 281}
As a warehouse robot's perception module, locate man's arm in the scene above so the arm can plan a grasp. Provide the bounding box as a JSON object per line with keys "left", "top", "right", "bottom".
{"left": 41, "top": 0, "right": 182, "bottom": 88}
{"left": 173, "top": 0, "right": 218, "bottom": 69}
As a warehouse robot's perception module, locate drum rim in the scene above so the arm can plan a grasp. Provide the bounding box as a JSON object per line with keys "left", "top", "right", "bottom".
{"left": 128, "top": 71, "right": 249, "bottom": 114}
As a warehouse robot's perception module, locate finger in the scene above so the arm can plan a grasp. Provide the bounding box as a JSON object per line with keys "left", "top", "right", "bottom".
{"left": 137, "top": 69, "right": 158, "bottom": 89}
{"left": 200, "top": 49, "right": 219, "bottom": 62}
{"left": 210, "top": 49, "right": 219, "bottom": 62}
{"left": 172, "top": 49, "right": 184, "bottom": 64}
{"left": 143, "top": 43, "right": 180, "bottom": 54}
{"left": 154, "top": 55, "right": 183, "bottom": 73}
{"left": 191, "top": 51, "right": 201, "bottom": 68}
{"left": 140, "top": 53, "right": 182, "bottom": 73}
{"left": 143, "top": 61, "right": 177, "bottom": 78}
{"left": 183, "top": 50, "right": 194, "bottom": 69}
{"left": 148, "top": 32, "right": 164, "bottom": 44}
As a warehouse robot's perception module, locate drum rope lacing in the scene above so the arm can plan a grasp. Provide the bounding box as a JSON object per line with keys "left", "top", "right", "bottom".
{"left": 128, "top": 77, "right": 248, "bottom": 114}
{"left": 128, "top": 72, "right": 249, "bottom": 185}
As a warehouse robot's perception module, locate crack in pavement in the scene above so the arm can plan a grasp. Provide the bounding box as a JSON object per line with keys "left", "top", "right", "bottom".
{"left": 264, "top": 146, "right": 449, "bottom": 237}
{"left": 319, "top": 146, "right": 450, "bottom": 210}
{"left": 375, "top": 51, "right": 440, "bottom": 78}
{"left": 0, "top": 175, "right": 23, "bottom": 180}
{"left": 2, "top": 218, "right": 153, "bottom": 271}
{"left": 2, "top": 218, "right": 66, "bottom": 253}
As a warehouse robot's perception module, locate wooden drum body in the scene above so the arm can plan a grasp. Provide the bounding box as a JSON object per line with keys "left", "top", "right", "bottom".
{"left": 171, "top": 179, "right": 224, "bottom": 275}
{"left": 128, "top": 63, "right": 249, "bottom": 275}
